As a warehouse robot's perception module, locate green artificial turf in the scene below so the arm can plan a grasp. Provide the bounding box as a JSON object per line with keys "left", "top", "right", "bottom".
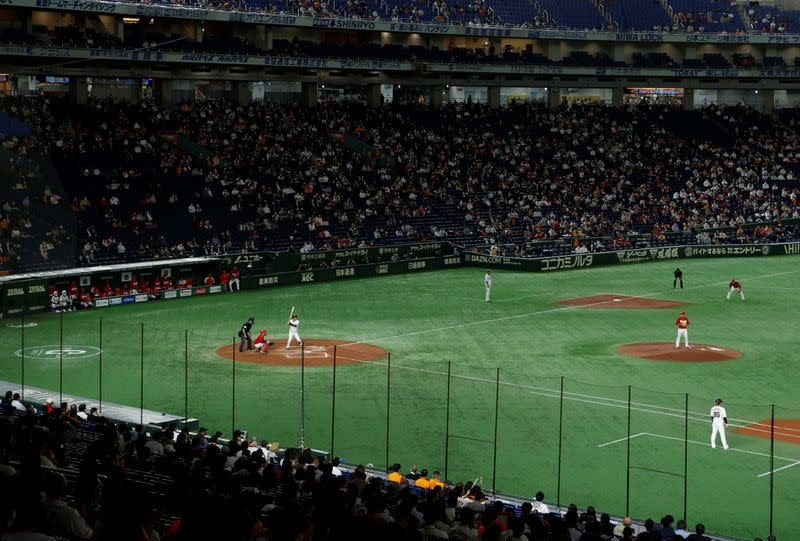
{"left": 2, "top": 256, "right": 799, "bottom": 539}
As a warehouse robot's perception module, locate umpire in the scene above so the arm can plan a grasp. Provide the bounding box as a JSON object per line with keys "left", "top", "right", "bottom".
{"left": 673, "top": 268, "right": 684, "bottom": 289}
{"left": 239, "top": 317, "right": 255, "bottom": 352}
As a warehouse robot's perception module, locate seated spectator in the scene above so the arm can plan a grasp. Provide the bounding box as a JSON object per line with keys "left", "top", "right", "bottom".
{"left": 42, "top": 470, "right": 93, "bottom": 540}
{"left": 387, "top": 462, "right": 406, "bottom": 484}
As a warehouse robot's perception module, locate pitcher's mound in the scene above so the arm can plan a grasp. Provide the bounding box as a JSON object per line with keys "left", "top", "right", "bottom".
{"left": 617, "top": 342, "right": 741, "bottom": 363}
{"left": 555, "top": 294, "right": 687, "bottom": 310}
{"left": 215, "top": 339, "right": 388, "bottom": 367}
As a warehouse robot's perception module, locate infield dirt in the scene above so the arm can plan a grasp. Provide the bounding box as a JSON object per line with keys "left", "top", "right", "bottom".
{"left": 555, "top": 294, "right": 688, "bottom": 309}
{"left": 214, "top": 339, "right": 388, "bottom": 367}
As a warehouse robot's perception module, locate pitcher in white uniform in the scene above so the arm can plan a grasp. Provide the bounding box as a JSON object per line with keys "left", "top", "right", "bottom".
{"left": 484, "top": 270, "right": 492, "bottom": 302}
{"left": 710, "top": 398, "right": 730, "bottom": 450}
{"left": 286, "top": 314, "right": 302, "bottom": 349}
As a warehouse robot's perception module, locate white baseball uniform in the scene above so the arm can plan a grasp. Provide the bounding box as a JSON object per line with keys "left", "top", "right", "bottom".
{"left": 485, "top": 273, "right": 492, "bottom": 302}
{"left": 710, "top": 404, "right": 729, "bottom": 449}
{"left": 286, "top": 317, "right": 302, "bottom": 349}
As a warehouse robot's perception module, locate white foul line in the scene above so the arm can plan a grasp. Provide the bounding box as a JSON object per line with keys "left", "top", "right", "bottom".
{"left": 598, "top": 433, "right": 647, "bottom": 447}
{"left": 757, "top": 461, "right": 800, "bottom": 478}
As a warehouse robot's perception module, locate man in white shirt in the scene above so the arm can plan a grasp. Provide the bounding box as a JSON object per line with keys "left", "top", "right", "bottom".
{"left": 286, "top": 314, "right": 302, "bottom": 349}
{"left": 710, "top": 398, "right": 730, "bottom": 450}
{"left": 484, "top": 270, "right": 492, "bottom": 302}
{"left": 144, "top": 432, "right": 165, "bottom": 456}
{"left": 76, "top": 403, "right": 89, "bottom": 420}
{"left": 449, "top": 509, "right": 478, "bottom": 541}
{"left": 530, "top": 491, "right": 549, "bottom": 514}
{"left": 10, "top": 393, "right": 25, "bottom": 412}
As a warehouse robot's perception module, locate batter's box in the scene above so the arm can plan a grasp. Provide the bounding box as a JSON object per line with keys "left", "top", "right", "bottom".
{"left": 283, "top": 346, "right": 329, "bottom": 358}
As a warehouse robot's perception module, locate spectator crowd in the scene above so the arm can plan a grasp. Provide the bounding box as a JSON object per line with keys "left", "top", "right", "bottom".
{"left": 2, "top": 97, "right": 800, "bottom": 273}
{"left": 0, "top": 392, "right": 775, "bottom": 540}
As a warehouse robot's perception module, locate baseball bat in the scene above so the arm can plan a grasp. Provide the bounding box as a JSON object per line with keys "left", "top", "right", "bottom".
{"left": 290, "top": 306, "right": 295, "bottom": 319}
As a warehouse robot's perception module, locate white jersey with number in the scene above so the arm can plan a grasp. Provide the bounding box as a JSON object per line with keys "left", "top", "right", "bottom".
{"left": 710, "top": 405, "right": 727, "bottom": 425}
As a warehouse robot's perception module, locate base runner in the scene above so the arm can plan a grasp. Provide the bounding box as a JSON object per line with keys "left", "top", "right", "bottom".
{"left": 675, "top": 310, "right": 690, "bottom": 349}
{"left": 726, "top": 278, "right": 745, "bottom": 301}
{"left": 286, "top": 314, "right": 303, "bottom": 349}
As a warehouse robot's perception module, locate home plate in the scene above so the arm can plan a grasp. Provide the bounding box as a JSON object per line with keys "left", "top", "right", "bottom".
{"left": 613, "top": 299, "right": 622, "bottom": 302}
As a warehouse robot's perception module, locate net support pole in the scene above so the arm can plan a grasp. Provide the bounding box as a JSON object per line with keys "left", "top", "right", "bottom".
{"left": 444, "top": 361, "right": 452, "bottom": 482}
{"left": 139, "top": 323, "right": 144, "bottom": 427}
{"left": 385, "top": 353, "right": 391, "bottom": 472}
{"left": 770, "top": 404, "right": 775, "bottom": 536}
{"left": 626, "top": 385, "right": 632, "bottom": 517}
{"left": 684, "top": 393, "right": 689, "bottom": 524}
{"left": 330, "top": 345, "right": 337, "bottom": 457}
{"left": 300, "top": 343, "right": 305, "bottom": 450}
{"left": 232, "top": 338, "right": 236, "bottom": 439}
{"left": 99, "top": 318, "right": 103, "bottom": 413}
{"left": 59, "top": 310, "right": 64, "bottom": 405}
{"left": 491, "top": 367, "right": 500, "bottom": 497}
{"left": 184, "top": 330, "right": 188, "bottom": 432}
{"left": 20, "top": 308, "right": 25, "bottom": 400}
{"left": 556, "top": 376, "right": 564, "bottom": 509}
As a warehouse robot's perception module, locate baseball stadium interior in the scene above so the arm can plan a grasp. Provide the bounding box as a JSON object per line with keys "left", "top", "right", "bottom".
{"left": 2, "top": 0, "right": 800, "bottom": 540}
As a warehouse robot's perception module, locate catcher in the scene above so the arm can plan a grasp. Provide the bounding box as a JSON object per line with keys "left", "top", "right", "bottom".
{"left": 253, "top": 329, "right": 274, "bottom": 354}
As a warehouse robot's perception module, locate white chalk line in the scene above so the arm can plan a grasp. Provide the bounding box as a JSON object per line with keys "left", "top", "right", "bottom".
{"left": 598, "top": 433, "right": 647, "bottom": 447}
{"left": 757, "top": 461, "right": 800, "bottom": 477}
{"left": 597, "top": 432, "right": 800, "bottom": 477}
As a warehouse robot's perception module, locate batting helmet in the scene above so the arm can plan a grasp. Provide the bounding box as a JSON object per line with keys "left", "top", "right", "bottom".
{"left": 715, "top": 399, "right": 723, "bottom": 405}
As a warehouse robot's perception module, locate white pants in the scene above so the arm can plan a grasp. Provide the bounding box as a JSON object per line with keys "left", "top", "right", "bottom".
{"left": 711, "top": 422, "right": 729, "bottom": 449}
{"left": 229, "top": 278, "right": 240, "bottom": 291}
{"left": 726, "top": 286, "right": 744, "bottom": 300}
{"left": 485, "top": 287, "right": 491, "bottom": 302}
{"left": 675, "top": 328, "right": 689, "bottom": 347}
{"left": 287, "top": 328, "right": 302, "bottom": 348}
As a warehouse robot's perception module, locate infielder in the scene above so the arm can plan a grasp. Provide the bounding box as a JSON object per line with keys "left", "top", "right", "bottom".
{"left": 726, "top": 278, "right": 745, "bottom": 301}
{"left": 484, "top": 270, "right": 492, "bottom": 302}
{"left": 675, "top": 310, "right": 690, "bottom": 348}
{"left": 710, "top": 398, "right": 730, "bottom": 450}
{"left": 286, "top": 314, "right": 302, "bottom": 349}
